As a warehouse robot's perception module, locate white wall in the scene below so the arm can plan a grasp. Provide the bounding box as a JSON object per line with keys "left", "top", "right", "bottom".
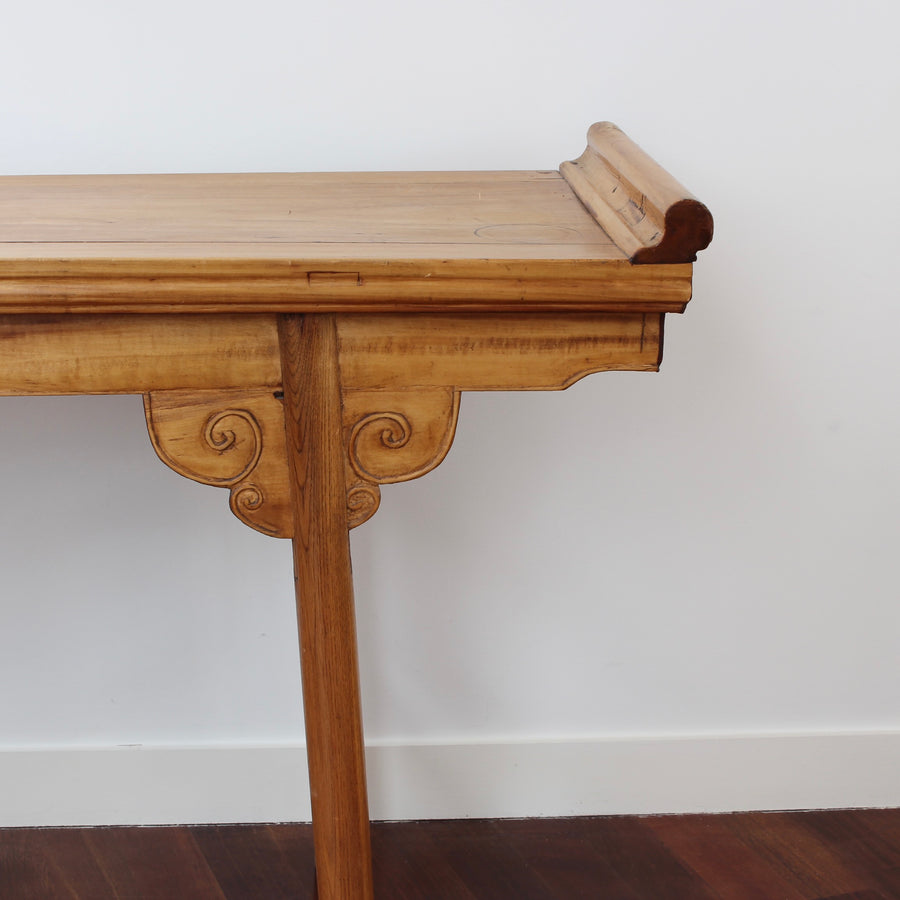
{"left": 1, "top": 0, "right": 898, "bottom": 823}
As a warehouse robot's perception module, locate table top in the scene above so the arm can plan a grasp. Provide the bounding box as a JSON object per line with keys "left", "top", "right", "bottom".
{"left": 0, "top": 170, "right": 622, "bottom": 260}
{"left": 0, "top": 124, "right": 711, "bottom": 315}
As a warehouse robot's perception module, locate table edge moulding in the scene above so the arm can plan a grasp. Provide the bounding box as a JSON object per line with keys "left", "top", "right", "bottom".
{"left": 0, "top": 122, "right": 713, "bottom": 900}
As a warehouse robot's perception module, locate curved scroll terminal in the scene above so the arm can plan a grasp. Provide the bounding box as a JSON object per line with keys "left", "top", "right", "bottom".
{"left": 560, "top": 122, "right": 713, "bottom": 264}
{"left": 346, "top": 481, "right": 382, "bottom": 529}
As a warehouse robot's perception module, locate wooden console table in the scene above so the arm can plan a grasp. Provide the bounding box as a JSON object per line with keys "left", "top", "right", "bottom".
{"left": 0, "top": 123, "right": 712, "bottom": 898}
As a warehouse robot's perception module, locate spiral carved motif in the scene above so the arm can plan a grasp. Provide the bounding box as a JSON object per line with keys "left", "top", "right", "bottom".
{"left": 346, "top": 481, "right": 381, "bottom": 529}
{"left": 229, "top": 482, "right": 282, "bottom": 536}
{"left": 202, "top": 409, "right": 264, "bottom": 485}
{"left": 231, "top": 482, "right": 264, "bottom": 513}
{"left": 348, "top": 412, "right": 412, "bottom": 482}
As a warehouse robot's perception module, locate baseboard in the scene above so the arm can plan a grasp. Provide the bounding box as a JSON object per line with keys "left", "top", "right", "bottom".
{"left": 2, "top": 732, "right": 899, "bottom": 827}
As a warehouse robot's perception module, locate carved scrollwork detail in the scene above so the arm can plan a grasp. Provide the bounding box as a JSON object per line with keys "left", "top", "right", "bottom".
{"left": 144, "top": 386, "right": 462, "bottom": 535}
{"left": 198, "top": 408, "right": 264, "bottom": 485}
{"left": 231, "top": 482, "right": 264, "bottom": 512}
{"left": 343, "top": 389, "right": 459, "bottom": 486}
{"left": 346, "top": 481, "right": 382, "bottom": 529}
{"left": 349, "top": 412, "right": 412, "bottom": 482}
{"left": 341, "top": 388, "right": 460, "bottom": 527}
{"left": 144, "top": 390, "right": 292, "bottom": 538}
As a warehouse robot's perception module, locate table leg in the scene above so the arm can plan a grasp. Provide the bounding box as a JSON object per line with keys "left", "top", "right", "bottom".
{"left": 278, "top": 313, "right": 375, "bottom": 900}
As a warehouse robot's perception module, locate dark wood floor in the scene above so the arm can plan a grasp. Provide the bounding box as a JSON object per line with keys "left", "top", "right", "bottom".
{"left": 2, "top": 809, "right": 899, "bottom": 899}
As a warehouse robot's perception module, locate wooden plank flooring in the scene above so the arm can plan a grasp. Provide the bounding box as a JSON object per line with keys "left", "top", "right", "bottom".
{"left": 2, "top": 810, "right": 900, "bottom": 899}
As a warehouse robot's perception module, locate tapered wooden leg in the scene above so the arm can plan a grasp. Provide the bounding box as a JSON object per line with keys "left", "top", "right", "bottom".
{"left": 278, "top": 313, "right": 374, "bottom": 900}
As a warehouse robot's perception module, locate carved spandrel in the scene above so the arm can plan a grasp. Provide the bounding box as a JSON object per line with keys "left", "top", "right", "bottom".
{"left": 143, "top": 386, "right": 461, "bottom": 534}
{"left": 342, "top": 388, "right": 461, "bottom": 528}
{"left": 144, "top": 389, "right": 292, "bottom": 538}
{"left": 142, "top": 308, "right": 660, "bottom": 536}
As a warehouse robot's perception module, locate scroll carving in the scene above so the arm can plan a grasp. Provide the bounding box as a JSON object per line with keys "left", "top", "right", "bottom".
{"left": 196, "top": 408, "right": 263, "bottom": 484}
{"left": 144, "top": 386, "right": 461, "bottom": 534}
{"left": 346, "top": 481, "right": 381, "bottom": 529}
{"left": 144, "top": 390, "right": 292, "bottom": 537}
{"left": 349, "top": 411, "right": 412, "bottom": 480}
{"left": 342, "top": 388, "right": 461, "bottom": 527}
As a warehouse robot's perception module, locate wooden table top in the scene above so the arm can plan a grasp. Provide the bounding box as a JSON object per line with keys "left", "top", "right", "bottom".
{"left": 0, "top": 170, "right": 622, "bottom": 260}
{"left": 0, "top": 124, "right": 711, "bottom": 315}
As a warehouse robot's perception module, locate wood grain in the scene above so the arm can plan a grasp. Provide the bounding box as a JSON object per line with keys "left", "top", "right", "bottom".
{"left": 646, "top": 813, "right": 808, "bottom": 899}
{"left": 577, "top": 816, "right": 719, "bottom": 900}
{"left": 0, "top": 171, "right": 612, "bottom": 246}
{"left": 0, "top": 257, "right": 690, "bottom": 314}
{"left": 278, "top": 313, "right": 374, "bottom": 900}
{"left": 337, "top": 313, "right": 663, "bottom": 391}
{"left": 720, "top": 811, "right": 880, "bottom": 897}
{"left": 0, "top": 314, "right": 280, "bottom": 395}
{"left": 191, "top": 824, "right": 317, "bottom": 899}
{"left": 84, "top": 827, "right": 226, "bottom": 899}
{"left": 0, "top": 311, "right": 663, "bottom": 398}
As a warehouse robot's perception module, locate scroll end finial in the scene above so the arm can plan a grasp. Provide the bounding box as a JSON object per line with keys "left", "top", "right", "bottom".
{"left": 561, "top": 122, "right": 713, "bottom": 264}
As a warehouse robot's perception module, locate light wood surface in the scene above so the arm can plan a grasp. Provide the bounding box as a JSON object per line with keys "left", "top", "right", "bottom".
{"left": 0, "top": 311, "right": 661, "bottom": 396}
{"left": 0, "top": 123, "right": 712, "bottom": 900}
{"left": 0, "top": 170, "right": 615, "bottom": 248}
{"left": 0, "top": 314, "right": 280, "bottom": 394}
{"left": 337, "top": 312, "right": 663, "bottom": 390}
{"left": 0, "top": 255, "right": 690, "bottom": 314}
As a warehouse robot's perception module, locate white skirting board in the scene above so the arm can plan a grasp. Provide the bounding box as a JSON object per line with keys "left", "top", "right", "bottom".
{"left": 2, "top": 732, "right": 899, "bottom": 827}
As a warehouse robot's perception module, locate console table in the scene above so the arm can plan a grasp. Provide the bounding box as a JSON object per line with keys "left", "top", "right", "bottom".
{"left": 0, "top": 123, "right": 712, "bottom": 899}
